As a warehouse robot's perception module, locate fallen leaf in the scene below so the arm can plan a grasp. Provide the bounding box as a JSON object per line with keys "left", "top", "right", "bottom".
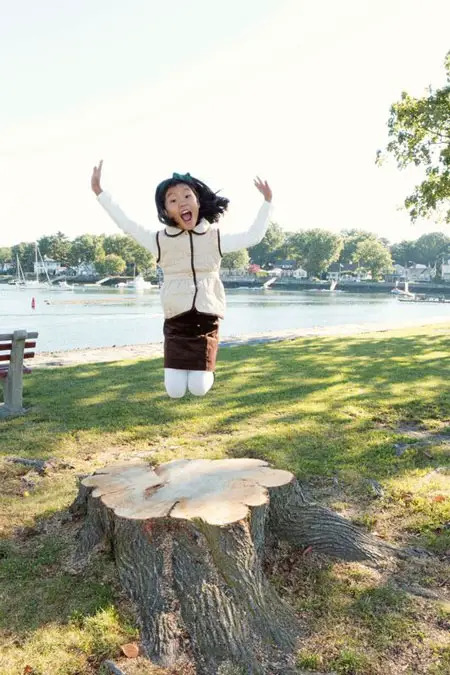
{"left": 120, "top": 642, "right": 139, "bottom": 658}
{"left": 432, "top": 495, "right": 446, "bottom": 503}
{"left": 23, "top": 666, "right": 33, "bottom": 674}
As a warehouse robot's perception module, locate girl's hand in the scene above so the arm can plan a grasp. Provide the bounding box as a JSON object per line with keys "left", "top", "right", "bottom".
{"left": 254, "top": 176, "right": 272, "bottom": 203}
{"left": 91, "top": 160, "right": 104, "bottom": 195}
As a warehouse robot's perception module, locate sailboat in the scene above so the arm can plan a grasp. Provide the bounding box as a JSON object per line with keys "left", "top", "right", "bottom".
{"left": 8, "top": 245, "right": 73, "bottom": 291}
{"left": 125, "top": 264, "right": 155, "bottom": 289}
{"left": 8, "top": 255, "right": 26, "bottom": 286}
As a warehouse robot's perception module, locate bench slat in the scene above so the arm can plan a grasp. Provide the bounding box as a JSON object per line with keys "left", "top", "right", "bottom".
{"left": 0, "top": 352, "right": 35, "bottom": 362}
{"left": 0, "top": 365, "right": 32, "bottom": 378}
{"left": 0, "top": 332, "right": 38, "bottom": 341}
{"left": 0, "top": 341, "right": 36, "bottom": 351}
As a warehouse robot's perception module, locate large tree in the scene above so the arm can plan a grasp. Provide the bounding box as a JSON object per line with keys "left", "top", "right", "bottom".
{"left": 248, "top": 222, "right": 286, "bottom": 267}
{"left": 286, "top": 229, "right": 343, "bottom": 278}
{"left": 221, "top": 249, "right": 250, "bottom": 271}
{"left": 96, "top": 253, "right": 126, "bottom": 276}
{"left": 68, "top": 234, "right": 105, "bottom": 267}
{"left": 0, "top": 247, "right": 12, "bottom": 265}
{"left": 11, "top": 242, "right": 36, "bottom": 273}
{"left": 377, "top": 51, "right": 450, "bottom": 223}
{"left": 103, "top": 234, "right": 156, "bottom": 276}
{"left": 38, "top": 231, "right": 71, "bottom": 265}
{"left": 413, "top": 232, "right": 450, "bottom": 267}
{"left": 353, "top": 239, "right": 393, "bottom": 279}
{"left": 339, "top": 229, "right": 381, "bottom": 265}
{"left": 390, "top": 240, "right": 419, "bottom": 266}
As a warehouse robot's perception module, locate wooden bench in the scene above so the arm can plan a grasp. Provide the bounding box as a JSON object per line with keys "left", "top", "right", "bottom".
{"left": 0, "top": 330, "right": 38, "bottom": 418}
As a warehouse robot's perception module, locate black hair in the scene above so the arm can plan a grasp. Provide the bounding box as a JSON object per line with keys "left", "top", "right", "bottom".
{"left": 155, "top": 173, "right": 229, "bottom": 227}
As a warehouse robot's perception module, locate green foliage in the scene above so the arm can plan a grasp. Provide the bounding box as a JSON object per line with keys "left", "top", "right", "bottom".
{"left": 378, "top": 51, "right": 450, "bottom": 223}
{"left": 7, "top": 232, "right": 156, "bottom": 278}
{"left": 248, "top": 221, "right": 286, "bottom": 266}
{"left": 414, "top": 232, "right": 450, "bottom": 267}
{"left": 67, "top": 234, "right": 105, "bottom": 267}
{"left": 221, "top": 249, "right": 250, "bottom": 270}
{"left": 286, "top": 228, "right": 343, "bottom": 276}
{"left": 331, "top": 648, "right": 370, "bottom": 674}
{"left": 296, "top": 649, "right": 323, "bottom": 669}
{"left": 390, "top": 240, "right": 419, "bottom": 265}
{"left": 96, "top": 253, "right": 126, "bottom": 276}
{"left": 353, "top": 238, "right": 393, "bottom": 279}
{"left": 11, "top": 242, "right": 36, "bottom": 272}
{"left": 339, "top": 230, "right": 379, "bottom": 265}
{"left": 102, "top": 234, "right": 156, "bottom": 275}
{"left": 37, "top": 232, "right": 71, "bottom": 265}
{"left": 0, "top": 246, "right": 12, "bottom": 264}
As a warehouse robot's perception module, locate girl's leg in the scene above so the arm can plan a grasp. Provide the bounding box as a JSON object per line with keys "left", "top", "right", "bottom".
{"left": 187, "top": 370, "right": 214, "bottom": 396}
{"left": 164, "top": 368, "right": 188, "bottom": 398}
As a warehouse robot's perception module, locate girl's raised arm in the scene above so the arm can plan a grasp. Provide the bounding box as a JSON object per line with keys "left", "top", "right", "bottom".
{"left": 219, "top": 177, "right": 273, "bottom": 254}
{"left": 91, "top": 160, "right": 159, "bottom": 257}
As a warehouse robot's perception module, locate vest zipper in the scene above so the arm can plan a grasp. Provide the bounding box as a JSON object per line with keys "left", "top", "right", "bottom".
{"left": 189, "top": 231, "right": 198, "bottom": 309}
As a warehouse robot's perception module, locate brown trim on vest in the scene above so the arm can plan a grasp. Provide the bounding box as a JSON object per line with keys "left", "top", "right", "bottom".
{"left": 156, "top": 231, "right": 161, "bottom": 263}
{"left": 217, "top": 229, "right": 223, "bottom": 257}
{"left": 164, "top": 229, "right": 184, "bottom": 238}
{"left": 188, "top": 231, "right": 198, "bottom": 310}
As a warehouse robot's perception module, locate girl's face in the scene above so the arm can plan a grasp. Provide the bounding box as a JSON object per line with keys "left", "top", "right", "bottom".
{"left": 164, "top": 183, "right": 200, "bottom": 230}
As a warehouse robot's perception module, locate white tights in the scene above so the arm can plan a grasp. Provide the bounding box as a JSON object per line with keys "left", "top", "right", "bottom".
{"left": 164, "top": 368, "right": 215, "bottom": 398}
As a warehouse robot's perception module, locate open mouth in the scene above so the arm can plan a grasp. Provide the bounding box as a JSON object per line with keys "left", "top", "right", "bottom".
{"left": 181, "top": 210, "right": 193, "bottom": 224}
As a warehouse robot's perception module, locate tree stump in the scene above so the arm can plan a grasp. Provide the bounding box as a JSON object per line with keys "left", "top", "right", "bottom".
{"left": 71, "top": 458, "right": 395, "bottom": 674}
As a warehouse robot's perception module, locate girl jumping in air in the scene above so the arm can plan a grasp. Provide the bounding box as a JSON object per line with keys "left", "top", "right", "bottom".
{"left": 91, "top": 162, "right": 272, "bottom": 398}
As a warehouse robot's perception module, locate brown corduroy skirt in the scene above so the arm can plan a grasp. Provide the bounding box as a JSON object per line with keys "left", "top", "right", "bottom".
{"left": 163, "top": 309, "right": 219, "bottom": 371}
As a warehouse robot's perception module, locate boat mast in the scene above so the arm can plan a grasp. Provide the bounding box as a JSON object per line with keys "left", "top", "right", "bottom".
{"left": 37, "top": 244, "right": 52, "bottom": 285}
{"left": 34, "top": 241, "right": 39, "bottom": 283}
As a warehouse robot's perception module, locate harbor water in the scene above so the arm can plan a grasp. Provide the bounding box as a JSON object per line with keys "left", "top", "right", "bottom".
{"left": 1, "top": 285, "right": 450, "bottom": 353}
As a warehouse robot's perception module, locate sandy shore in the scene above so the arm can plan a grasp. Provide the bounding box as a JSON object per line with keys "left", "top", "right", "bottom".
{"left": 31, "top": 317, "right": 450, "bottom": 368}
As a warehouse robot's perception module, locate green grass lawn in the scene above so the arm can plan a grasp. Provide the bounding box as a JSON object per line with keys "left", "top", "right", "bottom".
{"left": 0, "top": 324, "right": 449, "bottom": 674}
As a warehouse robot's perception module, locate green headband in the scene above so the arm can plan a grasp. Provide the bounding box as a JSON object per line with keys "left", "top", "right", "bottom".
{"left": 172, "top": 172, "right": 192, "bottom": 182}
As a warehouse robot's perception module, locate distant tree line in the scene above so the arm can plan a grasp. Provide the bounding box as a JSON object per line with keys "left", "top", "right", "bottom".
{"left": 0, "top": 232, "right": 156, "bottom": 277}
{"left": 1, "top": 226, "right": 450, "bottom": 280}
{"left": 246, "top": 224, "right": 450, "bottom": 279}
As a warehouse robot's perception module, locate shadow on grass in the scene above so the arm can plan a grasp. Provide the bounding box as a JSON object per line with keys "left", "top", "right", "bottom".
{"left": 2, "top": 329, "right": 449, "bottom": 477}
{"left": 0, "top": 534, "right": 119, "bottom": 633}
{"left": 0, "top": 328, "right": 449, "bottom": 671}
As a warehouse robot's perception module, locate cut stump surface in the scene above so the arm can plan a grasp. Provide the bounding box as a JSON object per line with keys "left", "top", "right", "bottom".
{"left": 82, "top": 457, "right": 294, "bottom": 525}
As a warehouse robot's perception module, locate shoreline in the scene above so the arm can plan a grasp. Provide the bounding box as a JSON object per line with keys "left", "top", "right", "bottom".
{"left": 32, "top": 316, "right": 450, "bottom": 368}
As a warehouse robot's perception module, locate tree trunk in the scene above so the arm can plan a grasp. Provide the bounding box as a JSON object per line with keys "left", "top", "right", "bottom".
{"left": 70, "top": 459, "right": 395, "bottom": 674}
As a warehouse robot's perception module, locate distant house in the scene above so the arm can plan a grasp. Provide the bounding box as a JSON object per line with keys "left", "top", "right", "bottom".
{"left": 271, "top": 260, "right": 307, "bottom": 278}
{"left": 0, "top": 262, "right": 13, "bottom": 273}
{"left": 278, "top": 259, "right": 296, "bottom": 271}
{"left": 392, "top": 263, "right": 434, "bottom": 282}
{"left": 292, "top": 267, "right": 307, "bottom": 279}
{"left": 327, "top": 262, "right": 361, "bottom": 280}
{"left": 72, "top": 262, "right": 97, "bottom": 277}
{"left": 280, "top": 267, "right": 307, "bottom": 278}
{"left": 34, "top": 256, "right": 63, "bottom": 276}
{"left": 441, "top": 260, "right": 450, "bottom": 281}
{"left": 220, "top": 268, "right": 249, "bottom": 277}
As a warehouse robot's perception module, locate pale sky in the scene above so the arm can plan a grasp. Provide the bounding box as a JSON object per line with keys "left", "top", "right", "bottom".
{"left": 1, "top": 0, "right": 449, "bottom": 247}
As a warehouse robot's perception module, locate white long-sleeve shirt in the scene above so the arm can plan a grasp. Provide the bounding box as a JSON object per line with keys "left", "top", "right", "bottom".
{"left": 97, "top": 191, "right": 272, "bottom": 256}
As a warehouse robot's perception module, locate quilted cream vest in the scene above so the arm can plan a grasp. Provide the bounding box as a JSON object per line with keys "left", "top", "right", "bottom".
{"left": 156, "top": 220, "right": 226, "bottom": 320}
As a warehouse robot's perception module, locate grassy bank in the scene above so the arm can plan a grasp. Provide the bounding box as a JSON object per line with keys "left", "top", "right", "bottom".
{"left": 0, "top": 324, "right": 449, "bottom": 674}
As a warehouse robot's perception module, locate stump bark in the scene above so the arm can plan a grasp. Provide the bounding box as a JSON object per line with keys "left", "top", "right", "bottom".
{"left": 71, "top": 458, "right": 395, "bottom": 674}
